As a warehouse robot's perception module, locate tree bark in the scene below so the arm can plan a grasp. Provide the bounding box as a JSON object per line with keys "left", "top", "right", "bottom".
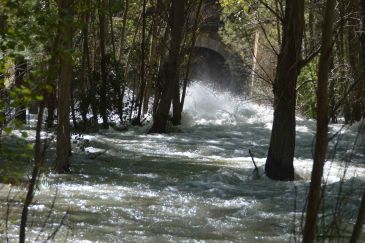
{"left": 265, "top": 0, "right": 305, "bottom": 181}
{"left": 55, "top": 0, "right": 73, "bottom": 173}
{"left": 149, "top": 0, "right": 185, "bottom": 133}
{"left": 302, "top": 0, "right": 336, "bottom": 241}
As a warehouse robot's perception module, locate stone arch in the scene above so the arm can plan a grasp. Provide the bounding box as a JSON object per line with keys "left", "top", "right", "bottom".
{"left": 194, "top": 33, "right": 249, "bottom": 94}
{"left": 190, "top": 47, "right": 232, "bottom": 90}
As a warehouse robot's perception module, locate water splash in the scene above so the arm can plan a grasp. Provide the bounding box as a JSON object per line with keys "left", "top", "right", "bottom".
{"left": 182, "top": 81, "right": 273, "bottom": 126}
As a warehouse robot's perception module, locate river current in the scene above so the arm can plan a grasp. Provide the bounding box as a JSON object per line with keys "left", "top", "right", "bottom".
{"left": 1, "top": 82, "right": 365, "bottom": 242}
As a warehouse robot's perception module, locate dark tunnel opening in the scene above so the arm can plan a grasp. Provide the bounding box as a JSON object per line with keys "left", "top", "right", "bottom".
{"left": 189, "top": 47, "right": 232, "bottom": 91}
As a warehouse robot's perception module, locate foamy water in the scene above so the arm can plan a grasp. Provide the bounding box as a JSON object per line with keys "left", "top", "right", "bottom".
{"left": 1, "top": 81, "right": 364, "bottom": 242}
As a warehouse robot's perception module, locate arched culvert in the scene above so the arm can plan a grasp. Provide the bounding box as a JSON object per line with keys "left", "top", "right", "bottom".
{"left": 194, "top": 33, "right": 250, "bottom": 95}
{"left": 190, "top": 47, "right": 232, "bottom": 91}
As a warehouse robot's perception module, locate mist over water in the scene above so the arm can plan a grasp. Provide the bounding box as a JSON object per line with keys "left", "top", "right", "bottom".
{"left": 1, "top": 82, "right": 365, "bottom": 242}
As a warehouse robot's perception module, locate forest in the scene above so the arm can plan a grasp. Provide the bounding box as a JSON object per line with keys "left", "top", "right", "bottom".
{"left": 0, "top": 0, "right": 365, "bottom": 241}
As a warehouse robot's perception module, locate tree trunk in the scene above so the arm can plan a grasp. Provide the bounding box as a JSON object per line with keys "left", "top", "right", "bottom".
{"left": 251, "top": 31, "right": 260, "bottom": 96}
{"left": 14, "top": 59, "right": 27, "bottom": 123}
{"left": 79, "top": 11, "right": 91, "bottom": 124}
{"left": 134, "top": 0, "right": 147, "bottom": 125}
{"left": 174, "top": 0, "right": 203, "bottom": 125}
{"left": 348, "top": 0, "right": 363, "bottom": 122}
{"left": 360, "top": 0, "right": 365, "bottom": 119}
{"left": 143, "top": 13, "right": 159, "bottom": 115}
{"left": 348, "top": 6, "right": 365, "bottom": 241}
{"left": 302, "top": 0, "right": 336, "bottom": 241}
{"left": 119, "top": 0, "right": 129, "bottom": 63}
{"left": 19, "top": 102, "right": 44, "bottom": 243}
{"left": 98, "top": 0, "right": 109, "bottom": 129}
{"left": 55, "top": 0, "right": 73, "bottom": 173}
{"left": 265, "top": 0, "right": 305, "bottom": 181}
{"left": 149, "top": 0, "right": 185, "bottom": 133}
{"left": 45, "top": 9, "right": 61, "bottom": 130}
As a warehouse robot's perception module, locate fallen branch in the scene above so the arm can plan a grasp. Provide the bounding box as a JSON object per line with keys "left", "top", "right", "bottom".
{"left": 249, "top": 149, "right": 260, "bottom": 179}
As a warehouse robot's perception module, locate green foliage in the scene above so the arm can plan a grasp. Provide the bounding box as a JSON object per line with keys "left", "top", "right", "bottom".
{"left": 0, "top": 0, "right": 58, "bottom": 184}
{"left": 0, "top": 134, "right": 33, "bottom": 184}
{"left": 297, "top": 59, "right": 318, "bottom": 118}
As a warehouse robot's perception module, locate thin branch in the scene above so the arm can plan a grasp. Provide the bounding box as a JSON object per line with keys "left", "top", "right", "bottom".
{"left": 258, "top": 0, "right": 283, "bottom": 23}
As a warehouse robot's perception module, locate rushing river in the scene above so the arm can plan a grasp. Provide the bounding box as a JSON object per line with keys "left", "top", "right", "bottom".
{"left": 1, "top": 82, "right": 365, "bottom": 242}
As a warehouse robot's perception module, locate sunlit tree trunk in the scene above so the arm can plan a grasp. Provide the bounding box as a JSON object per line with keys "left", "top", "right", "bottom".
{"left": 251, "top": 31, "right": 260, "bottom": 96}
{"left": 149, "top": 0, "right": 185, "bottom": 133}
{"left": 265, "top": 0, "right": 305, "bottom": 181}
{"left": 302, "top": 0, "right": 336, "bottom": 241}
{"left": 55, "top": 0, "right": 73, "bottom": 173}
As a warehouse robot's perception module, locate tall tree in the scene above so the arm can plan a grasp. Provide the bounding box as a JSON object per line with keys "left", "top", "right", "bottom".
{"left": 149, "top": 0, "right": 185, "bottom": 133}
{"left": 98, "top": 0, "right": 109, "bottom": 129}
{"left": 55, "top": 0, "right": 73, "bottom": 173}
{"left": 134, "top": 0, "right": 147, "bottom": 125}
{"left": 349, "top": 1, "right": 365, "bottom": 241}
{"left": 302, "top": 0, "right": 336, "bottom": 241}
{"left": 265, "top": 0, "right": 305, "bottom": 181}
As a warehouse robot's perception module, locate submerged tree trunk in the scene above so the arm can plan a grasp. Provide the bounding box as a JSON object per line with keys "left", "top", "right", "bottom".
{"left": 302, "top": 0, "right": 336, "bottom": 241}
{"left": 55, "top": 0, "right": 73, "bottom": 173}
{"left": 149, "top": 0, "right": 185, "bottom": 133}
{"left": 265, "top": 0, "right": 305, "bottom": 181}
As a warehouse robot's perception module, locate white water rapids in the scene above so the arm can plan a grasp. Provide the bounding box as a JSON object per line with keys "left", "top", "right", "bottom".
{"left": 1, "top": 82, "right": 365, "bottom": 242}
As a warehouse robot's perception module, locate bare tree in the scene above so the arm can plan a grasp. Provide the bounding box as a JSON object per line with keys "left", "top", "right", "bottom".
{"left": 303, "top": 0, "right": 336, "bottom": 241}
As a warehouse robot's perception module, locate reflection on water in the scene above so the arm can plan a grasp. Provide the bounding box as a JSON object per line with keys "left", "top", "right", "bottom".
{"left": 1, "top": 82, "right": 364, "bottom": 242}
